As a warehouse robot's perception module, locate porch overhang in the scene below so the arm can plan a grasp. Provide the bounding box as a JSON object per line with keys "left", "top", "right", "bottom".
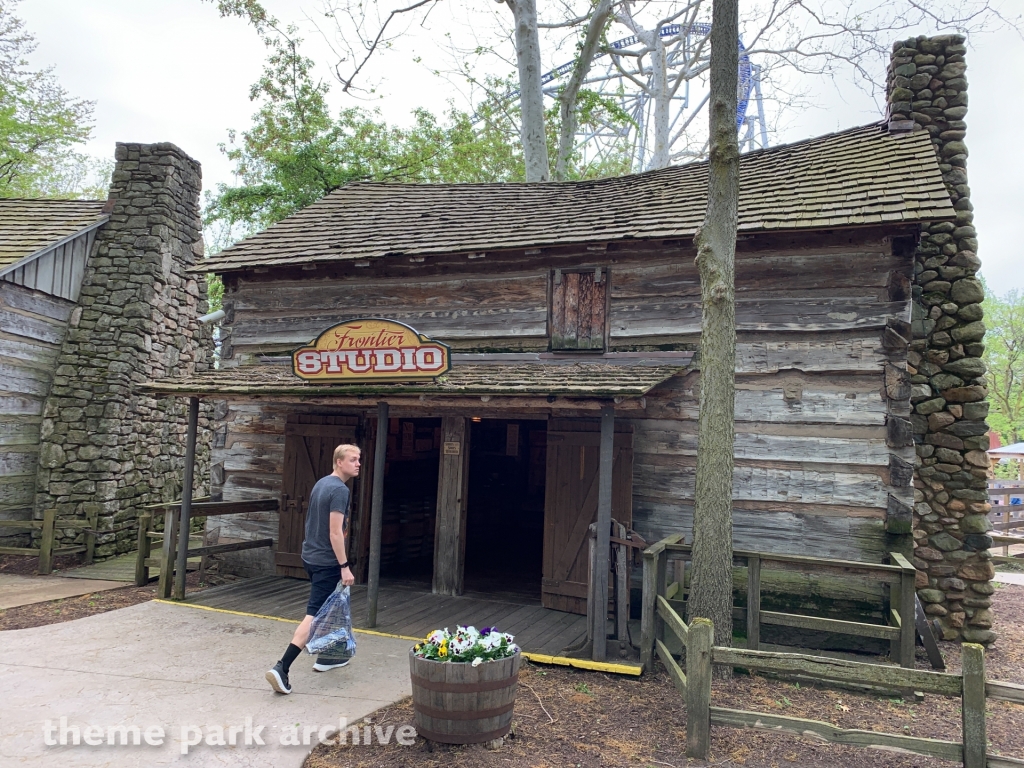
{"left": 139, "top": 358, "right": 692, "bottom": 406}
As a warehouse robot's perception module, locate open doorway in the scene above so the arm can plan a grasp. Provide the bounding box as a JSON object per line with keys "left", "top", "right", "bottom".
{"left": 377, "top": 417, "right": 441, "bottom": 585}
{"left": 464, "top": 418, "right": 547, "bottom": 601}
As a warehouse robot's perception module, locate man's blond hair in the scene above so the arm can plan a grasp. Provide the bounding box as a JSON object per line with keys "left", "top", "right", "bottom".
{"left": 334, "top": 444, "right": 361, "bottom": 464}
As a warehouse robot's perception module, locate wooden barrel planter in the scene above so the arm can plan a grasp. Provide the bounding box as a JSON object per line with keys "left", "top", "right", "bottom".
{"left": 409, "top": 649, "right": 520, "bottom": 744}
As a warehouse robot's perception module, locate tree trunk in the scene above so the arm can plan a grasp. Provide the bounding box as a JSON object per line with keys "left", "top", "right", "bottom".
{"left": 554, "top": 0, "right": 613, "bottom": 181}
{"left": 647, "top": 28, "right": 670, "bottom": 170}
{"left": 506, "top": 0, "right": 549, "bottom": 182}
{"left": 687, "top": 0, "right": 739, "bottom": 661}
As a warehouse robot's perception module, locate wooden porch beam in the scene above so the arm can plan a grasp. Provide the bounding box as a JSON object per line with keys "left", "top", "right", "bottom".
{"left": 366, "top": 401, "right": 388, "bottom": 627}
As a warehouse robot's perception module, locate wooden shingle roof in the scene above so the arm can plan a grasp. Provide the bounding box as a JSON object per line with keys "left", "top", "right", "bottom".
{"left": 141, "top": 362, "right": 687, "bottom": 398}
{"left": 0, "top": 198, "right": 108, "bottom": 270}
{"left": 198, "top": 123, "right": 954, "bottom": 274}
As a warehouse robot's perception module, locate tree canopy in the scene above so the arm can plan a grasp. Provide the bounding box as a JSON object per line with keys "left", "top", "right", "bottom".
{"left": 0, "top": 0, "right": 105, "bottom": 198}
{"left": 204, "top": 5, "right": 633, "bottom": 240}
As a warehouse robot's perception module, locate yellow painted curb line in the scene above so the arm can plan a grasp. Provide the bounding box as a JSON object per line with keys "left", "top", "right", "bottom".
{"left": 153, "top": 599, "right": 643, "bottom": 676}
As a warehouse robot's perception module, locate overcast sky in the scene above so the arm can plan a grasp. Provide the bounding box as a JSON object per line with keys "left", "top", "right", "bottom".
{"left": 17, "top": 0, "right": 1024, "bottom": 293}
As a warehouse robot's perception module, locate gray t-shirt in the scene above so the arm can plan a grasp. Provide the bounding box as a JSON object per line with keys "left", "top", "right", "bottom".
{"left": 301, "top": 475, "right": 350, "bottom": 567}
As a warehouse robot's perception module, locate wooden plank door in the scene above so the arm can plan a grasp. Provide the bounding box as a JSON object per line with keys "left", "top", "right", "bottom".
{"left": 542, "top": 420, "right": 632, "bottom": 614}
{"left": 277, "top": 417, "right": 358, "bottom": 579}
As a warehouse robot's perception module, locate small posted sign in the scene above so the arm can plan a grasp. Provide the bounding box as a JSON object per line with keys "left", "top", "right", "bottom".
{"left": 292, "top": 319, "right": 451, "bottom": 382}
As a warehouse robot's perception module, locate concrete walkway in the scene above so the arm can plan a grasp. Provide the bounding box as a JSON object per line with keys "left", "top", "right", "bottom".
{"left": 0, "top": 600, "right": 413, "bottom": 767}
{"left": 0, "top": 574, "right": 126, "bottom": 609}
{"left": 993, "top": 570, "right": 1024, "bottom": 586}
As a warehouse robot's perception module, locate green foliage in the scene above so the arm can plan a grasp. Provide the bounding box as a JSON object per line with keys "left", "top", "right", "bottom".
{"left": 205, "top": 2, "right": 638, "bottom": 243}
{"left": 983, "top": 287, "right": 1024, "bottom": 446}
{"left": 0, "top": 0, "right": 100, "bottom": 198}
{"left": 206, "top": 273, "right": 224, "bottom": 313}
{"left": 203, "top": 18, "right": 528, "bottom": 240}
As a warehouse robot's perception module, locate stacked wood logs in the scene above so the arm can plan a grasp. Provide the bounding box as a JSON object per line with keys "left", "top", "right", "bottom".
{"left": 888, "top": 35, "right": 995, "bottom": 644}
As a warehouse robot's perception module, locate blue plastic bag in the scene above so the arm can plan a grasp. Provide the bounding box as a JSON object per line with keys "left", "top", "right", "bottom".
{"left": 306, "top": 583, "right": 357, "bottom": 657}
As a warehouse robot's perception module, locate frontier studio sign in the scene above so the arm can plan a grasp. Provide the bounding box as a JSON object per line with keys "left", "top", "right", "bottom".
{"left": 292, "top": 319, "right": 451, "bottom": 382}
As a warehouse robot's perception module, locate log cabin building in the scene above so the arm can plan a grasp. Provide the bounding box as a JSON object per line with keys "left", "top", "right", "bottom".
{"left": 143, "top": 120, "right": 959, "bottom": 646}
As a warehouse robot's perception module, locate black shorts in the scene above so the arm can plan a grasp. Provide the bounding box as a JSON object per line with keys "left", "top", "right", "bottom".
{"left": 303, "top": 560, "right": 341, "bottom": 617}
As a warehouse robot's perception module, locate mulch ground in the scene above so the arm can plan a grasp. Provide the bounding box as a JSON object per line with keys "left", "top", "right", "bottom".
{"left": 0, "top": 554, "right": 215, "bottom": 631}
{"left": 306, "top": 583, "right": 1024, "bottom": 768}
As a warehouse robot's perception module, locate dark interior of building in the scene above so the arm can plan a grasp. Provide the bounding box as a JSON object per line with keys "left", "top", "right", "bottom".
{"left": 378, "top": 417, "right": 440, "bottom": 583}
{"left": 464, "top": 418, "right": 547, "bottom": 601}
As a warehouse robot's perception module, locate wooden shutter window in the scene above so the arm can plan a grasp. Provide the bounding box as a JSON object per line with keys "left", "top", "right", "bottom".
{"left": 551, "top": 269, "right": 607, "bottom": 351}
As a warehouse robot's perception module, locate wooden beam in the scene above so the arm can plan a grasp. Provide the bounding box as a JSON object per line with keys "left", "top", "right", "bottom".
{"left": 173, "top": 396, "right": 200, "bottom": 600}
{"left": 961, "top": 643, "right": 985, "bottom": 768}
{"left": 185, "top": 538, "right": 274, "bottom": 557}
{"left": 655, "top": 638, "right": 687, "bottom": 695}
{"left": 433, "top": 416, "right": 468, "bottom": 595}
{"left": 38, "top": 507, "right": 55, "bottom": 575}
{"left": 746, "top": 553, "right": 761, "bottom": 651}
{"left": 708, "top": 707, "right": 962, "bottom": 761}
{"left": 592, "top": 405, "right": 615, "bottom": 663}
{"left": 366, "top": 401, "right": 388, "bottom": 627}
{"left": 157, "top": 506, "right": 178, "bottom": 599}
{"left": 711, "top": 646, "right": 962, "bottom": 696}
{"left": 987, "top": 680, "right": 1024, "bottom": 705}
{"left": 685, "top": 618, "right": 712, "bottom": 759}
{"left": 656, "top": 595, "right": 689, "bottom": 642}
{"left": 760, "top": 610, "right": 900, "bottom": 641}
{"left": 135, "top": 513, "right": 152, "bottom": 586}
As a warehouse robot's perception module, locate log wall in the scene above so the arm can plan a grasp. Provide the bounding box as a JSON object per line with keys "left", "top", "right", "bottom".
{"left": 212, "top": 226, "right": 916, "bottom": 577}
{"left": 0, "top": 282, "right": 74, "bottom": 545}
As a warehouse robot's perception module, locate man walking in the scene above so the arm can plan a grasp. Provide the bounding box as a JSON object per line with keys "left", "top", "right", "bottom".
{"left": 266, "top": 444, "right": 360, "bottom": 694}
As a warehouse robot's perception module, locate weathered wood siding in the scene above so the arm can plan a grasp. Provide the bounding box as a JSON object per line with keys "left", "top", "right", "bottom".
{"left": 214, "top": 228, "right": 914, "bottom": 568}
{"left": 0, "top": 282, "right": 74, "bottom": 542}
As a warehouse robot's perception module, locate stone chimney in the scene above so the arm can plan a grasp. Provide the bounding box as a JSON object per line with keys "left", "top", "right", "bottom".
{"left": 888, "top": 36, "right": 994, "bottom": 644}
{"left": 35, "top": 143, "right": 212, "bottom": 559}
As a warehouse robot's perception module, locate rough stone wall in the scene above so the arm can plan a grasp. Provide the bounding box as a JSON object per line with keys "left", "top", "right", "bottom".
{"left": 887, "top": 35, "right": 995, "bottom": 644}
{"left": 34, "top": 143, "right": 212, "bottom": 558}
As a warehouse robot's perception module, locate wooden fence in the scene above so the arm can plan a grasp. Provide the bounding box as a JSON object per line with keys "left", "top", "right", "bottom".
{"left": 138, "top": 497, "right": 278, "bottom": 598}
{"left": 640, "top": 534, "right": 919, "bottom": 670}
{"left": 0, "top": 508, "right": 100, "bottom": 574}
{"left": 990, "top": 482, "right": 1024, "bottom": 565}
{"left": 645, "top": 552, "right": 1024, "bottom": 766}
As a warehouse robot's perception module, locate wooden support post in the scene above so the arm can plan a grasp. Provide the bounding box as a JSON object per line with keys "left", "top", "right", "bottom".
{"left": 961, "top": 643, "right": 986, "bottom": 768}
{"left": 592, "top": 405, "right": 615, "bottom": 662}
{"left": 686, "top": 617, "right": 713, "bottom": 759}
{"left": 367, "top": 401, "right": 388, "bottom": 627}
{"left": 135, "top": 512, "right": 152, "bottom": 586}
{"left": 890, "top": 551, "right": 916, "bottom": 668}
{"left": 38, "top": 508, "right": 55, "bottom": 575}
{"left": 640, "top": 549, "right": 658, "bottom": 671}
{"left": 433, "top": 415, "right": 469, "bottom": 596}
{"left": 746, "top": 554, "right": 761, "bottom": 651}
{"left": 173, "top": 396, "right": 200, "bottom": 600}
{"left": 84, "top": 509, "right": 99, "bottom": 565}
{"left": 158, "top": 507, "right": 179, "bottom": 599}
{"left": 615, "top": 522, "right": 628, "bottom": 643}
{"left": 900, "top": 561, "right": 916, "bottom": 669}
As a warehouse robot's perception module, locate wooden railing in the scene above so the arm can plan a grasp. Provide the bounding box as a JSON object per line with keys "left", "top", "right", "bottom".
{"left": 137, "top": 498, "right": 278, "bottom": 597}
{"left": 650, "top": 573, "right": 1024, "bottom": 766}
{"left": 640, "top": 535, "right": 918, "bottom": 670}
{"left": 990, "top": 482, "right": 1024, "bottom": 565}
{"left": 0, "top": 509, "right": 100, "bottom": 574}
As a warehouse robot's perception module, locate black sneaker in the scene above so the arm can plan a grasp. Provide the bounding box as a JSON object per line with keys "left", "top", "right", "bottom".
{"left": 313, "top": 654, "right": 351, "bottom": 672}
{"left": 265, "top": 661, "right": 292, "bottom": 694}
